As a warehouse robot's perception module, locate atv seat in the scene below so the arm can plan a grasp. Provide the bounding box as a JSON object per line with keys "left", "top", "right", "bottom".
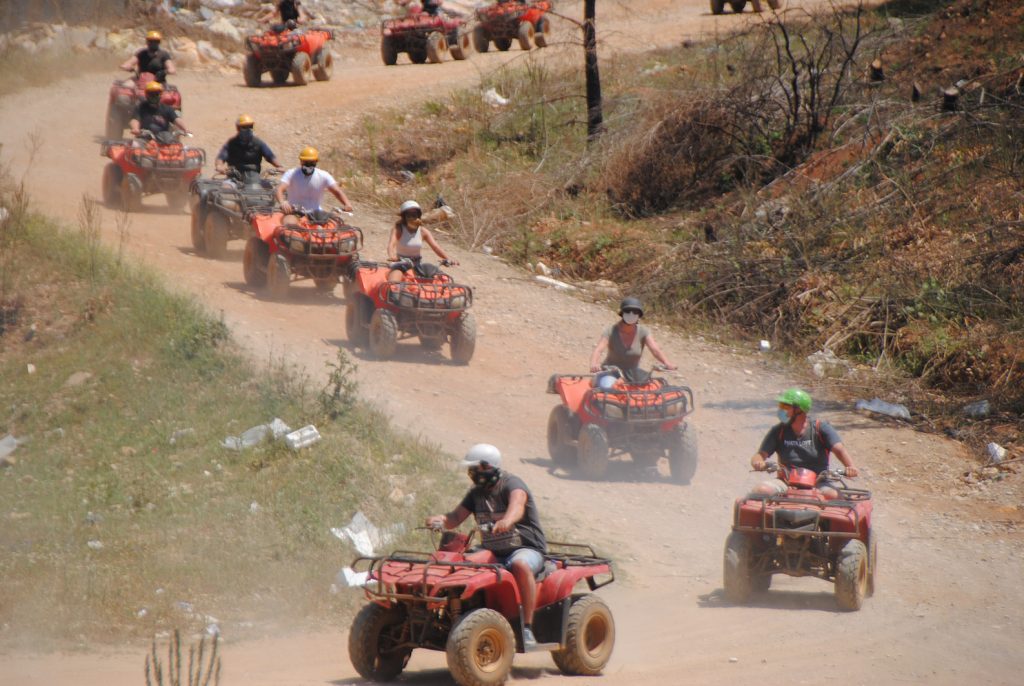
{"left": 536, "top": 559, "right": 557, "bottom": 583}
{"left": 774, "top": 509, "right": 820, "bottom": 529}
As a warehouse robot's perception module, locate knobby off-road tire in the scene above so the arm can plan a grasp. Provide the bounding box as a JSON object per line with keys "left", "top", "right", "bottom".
{"left": 121, "top": 174, "right": 143, "bottom": 212}
{"left": 668, "top": 423, "right": 698, "bottom": 484}
{"left": 243, "top": 54, "right": 262, "bottom": 87}
{"left": 102, "top": 163, "right": 123, "bottom": 208}
{"left": 449, "top": 28, "right": 470, "bottom": 60}
{"left": 577, "top": 423, "right": 609, "bottom": 479}
{"left": 271, "top": 68, "right": 289, "bottom": 85}
{"left": 472, "top": 26, "right": 490, "bottom": 53}
{"left": 723, "top": 531, "right": 755, "bottom": 604}
{"left": 189, "top": 203, "right": 206, "bottom": 252}
{"left": 267, "top": 253, "right": 292, "bottom": 299}
{"left": 552, "top": 595, "right": 615, "bottom": 676}
{"left": 710, "top": 0, "right": 726, "bottom": 14}
{"left": 203, "top": 212, "right": 230, "bottom": 260}
{"left": 380, "top": 35, "right": 398, "bottom": 66}
{"left": 409, "top": 46, "right": 428, "bottom": 64}
{"left": 426, "top": 32, "right": 448, "bottom": 64}
{"left": 835, "top": 539, "right": 869, "bottom": 611}
{"left": 494, "top": 37, "right": 513, "bottom": 52}
{"left": 767, "top": 0, "right": 783, "bottom": 9}
{"left": 312, "top": 49, "right": 333, "bottom": 81}
{"left": 450, "top": 311, "right": 477, "bottom": 364}
{"left": 534, "top": 17, "right": 550, "bottom": 48}
{"left": 867, "top": 527, "right": 878, "bottom": 597}
{"left": 446, "top": 608, "right": 516, "bottom": 686}
{"left": 345, "top": 294, "right": 372, "bottom": 347}
{"left": 547, "top": 405, "right": 577, "bottom": 467}
{"left": 517, "top": 21, "right": 534, "bottom": 51}
{"left": 105, "top": 104, "right": 125, "bottom": 140}
{"left": 348, "top": 603, "right": 411, "bottom": 682}
{"left": 243, "top": 237, "right": 269, "bottom": 287}
{"left": 369, "top": 308, "right": 399, "bottom": 358}
{"left": 291, "top": 51, "right": 311, "bottom": 85}
{"left": 729, "top": 0, "right": 748, "bottom": 12}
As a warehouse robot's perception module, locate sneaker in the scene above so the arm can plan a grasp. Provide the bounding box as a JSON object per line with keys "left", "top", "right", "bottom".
{"left": 522, "top": 627, "right": 537, "bottom": 650}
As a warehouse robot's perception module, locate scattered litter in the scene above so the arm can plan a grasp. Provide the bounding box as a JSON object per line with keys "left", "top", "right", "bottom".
{"left": 331, "top": 510, "right": 405, "bottom": 557}
{"left": 169, "top": 428, "right": 196, "bottom": 446}
{"left": 728, "top": 657, "right": 739, "bottom": 664}
{"left": 483, "top": 87, "right": 509, "bottom": 107}
{"left": 986, "top": 442, "right": 1006, "bottom": 464}
{"left": 284, "top": 424, "right": 321, "bottom": 450}
{"left": 806, "top": 349, "right": 851, "bottom": 378}
{"left": 26, "top": 363, "right": 36, "bottom": 374}
{"left": 136, "top": 608, "right": 148, "bottom": 619}
{"left": 535, "top": 275, "right": 576, "bottom": 291}
{"left": 482, "top": 245, "right": 494, "bottom": 255}
{"left": 249, "top": 501, "right": 261, "bottom": 514}
{"left": 0, "top": 206, "right": 8, "bottom": 222}
{"left": 534, "top": 261, "right": 552, "bottom": 276}
{"left": 205, "top": 622, "right": 220, "bottom": 637}
{"left": 0, "top": 435, "right": 19, "bottom": 460}
{"left": 641, "top": 61, "right": 668, "bottom": 76}
{"left": 221, "top": 417, "right": 291, "bottom": 451}
{"left": 855, "top": 398, "right": 911, "bottom": 421}
{"left": 759, "top": 340, "right": 771, "bottom": 352}
{"left": 963, "top": 399, "right": 991, "bottom": 418}
{"left": 336, "top": 566, "right": 370, "bottom": 588}
{"left": 87, "top": 540, "right": 104, "bottom": 550}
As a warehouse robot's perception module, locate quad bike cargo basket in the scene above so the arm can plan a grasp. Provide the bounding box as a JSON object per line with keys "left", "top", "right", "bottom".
{"left": 587, "top": 380, "right": 694, "bottom": 424}
{"left": 276, "top": 224, "right": 362, "bottom": 256}
{"left": 379, "top": 281, "right": 473, "bottom": 312}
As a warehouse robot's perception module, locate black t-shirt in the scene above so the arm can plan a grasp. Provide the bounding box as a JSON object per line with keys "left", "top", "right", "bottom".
{"left": 758, "top": 417, "right": 842, "bottom": 474}
{"left": 135, "top": 47, "right": 172, "bottom": 82}
{"left": 278, "top": 0, "right": 300, "bottom": 22}
{"left": 422, "top": 0, "right": 442, "bottom": 15}
{"left": 134, "top": 101, "right": 178, "bottom": 135}
{"left": 459, "top": 472, "right": 546, "bottom": 554}
{"left": 216, "top": 134, "right": 276, "bottom": 173}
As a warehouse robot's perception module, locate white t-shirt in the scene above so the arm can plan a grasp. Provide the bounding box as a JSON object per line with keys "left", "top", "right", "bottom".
{"left": 280, "top": 167, "right": 337, "bottom": 211}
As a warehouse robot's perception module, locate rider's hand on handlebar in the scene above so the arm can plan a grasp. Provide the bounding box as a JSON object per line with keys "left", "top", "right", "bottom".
{"left": 843, "top": 465, "right": 859, "bottom": 478}
{"left": 751, "top": 456, "right": 768, "bottom": 472}
{"left": 590, "top": 364, "right": 602, "bottom": 373}
{"left": 441, "top": 258, "right": 459, "bottom": 267}
{"left": 491, "top": 518, "right": 513, "bottom": 534}
{"left": 280, "top": 201, "right": 293, "bottom": 215}
{"left": 425, "top": 515, "right": 445, "bottom": 530}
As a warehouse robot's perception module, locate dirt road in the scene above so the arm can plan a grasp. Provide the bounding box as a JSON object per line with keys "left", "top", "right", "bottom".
{"left": 1, "top": 1, "right": 1021, "bottom": 684}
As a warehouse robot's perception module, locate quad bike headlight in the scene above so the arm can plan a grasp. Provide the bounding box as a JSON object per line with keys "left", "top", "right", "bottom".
{"left": 603, "top": 402, "right": 625, "bottom": 420}
{"left": 289, "top": 237, "right": 307, "bottom": 254}
{"left": 449, "top": 294, "right": 465, "bottom": 310}
{"left": 139, "top": 156, "right": 155, "bottom": 169}
{"left": 664, "top": 401, "right": 682, "bottom": 417}
{"left": 339, "top": 237, "right": 356, "bottom": 253}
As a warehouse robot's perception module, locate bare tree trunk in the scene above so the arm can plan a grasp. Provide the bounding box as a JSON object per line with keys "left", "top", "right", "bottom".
{"left": 584, "top": 0, "right": 603, "bottom": 140}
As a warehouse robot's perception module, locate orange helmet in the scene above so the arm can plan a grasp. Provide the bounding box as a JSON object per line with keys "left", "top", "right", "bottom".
{"left": 236, "top": 114, "right": 255, "bottom": 129}
{"left": 298, "top": 146, "right": 319, "bottom": 164}
{"left": 144, "top": 81, "right": 165, "bottom": 95}
{"left": 146, "top": 30, "right": 162, "bottom": 42}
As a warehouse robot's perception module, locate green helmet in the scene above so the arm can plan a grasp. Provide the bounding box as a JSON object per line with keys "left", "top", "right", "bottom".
{"left": 776, "top": 388, "right": 812, "bottom": 413}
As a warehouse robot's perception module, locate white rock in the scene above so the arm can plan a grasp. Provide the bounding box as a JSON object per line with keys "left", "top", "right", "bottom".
{"left": 483, "top": 88, "right": 510, "bottom": 107}
{"left": 206, "top": 16, "right": 242, "bottom": 43}
{"left": 986, "top": 442, "right": 1007, "bottom": 464}
{"left": 196, "top": 40, "right": 225, "bottom": 63}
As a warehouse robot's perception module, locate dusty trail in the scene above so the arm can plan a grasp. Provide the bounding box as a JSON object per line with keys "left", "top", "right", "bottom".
{"left": 1, "top": 2, "right": 1021, "bottom": 685}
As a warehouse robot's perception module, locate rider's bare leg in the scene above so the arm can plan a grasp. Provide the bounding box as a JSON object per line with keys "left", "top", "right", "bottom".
{"left": 510, "top": 558, "right": 537, "bottom": 626}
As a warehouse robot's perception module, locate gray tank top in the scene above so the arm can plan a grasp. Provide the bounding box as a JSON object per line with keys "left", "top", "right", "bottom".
{"left": 602, "top": 322, "right": 650, "bottom": 370}
{"left": 396, "top": 224, "right": 423, "bottom": 259}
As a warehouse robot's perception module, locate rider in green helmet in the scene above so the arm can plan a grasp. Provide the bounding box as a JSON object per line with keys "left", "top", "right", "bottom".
{"left": 750, "top": 387, "right": 859, "bottom": 499}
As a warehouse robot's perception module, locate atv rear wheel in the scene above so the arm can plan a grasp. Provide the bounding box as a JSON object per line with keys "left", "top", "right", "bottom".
{"left": 409, "top": 46, "right": 428, "bottom": 64}
{"left": 547, "top": 405, "right": 577, "bottom": 467}
{"left": 203, "top": 213, "right": 230, "bottom": 260}
{"left": 494, "top": 37, "right": 513, "bottom": 52}
{"left": 449, "top": 27, "right": 470, "bottom": 60}
{"left": 312, "top": 49, "right": 333, "bottom": 81}
{"left": 190, "top": 204, "right": 206, "bottom": 252}
{"left": 380, "top": 35, "right": 398, "bottom": 66}
{"left": 271, "top": 68, "right": 289, "bottom": 85}
{"left": 345, "top": 294, "right": 372, "bottom": 347}
{"left": 668, "top": 423, "right": 698, "bottom": 484}
{"left": 243, "top": 54, "right": 262, "bottom": 87}
{"left": 446, "top": 608, "right": 515, "bottom": 686}
{"left": 710, "top": 0, "right": 726, "bottom": 14}
{"left": 121, "top": 173, "right": 142, "bottom": 212}
{"left": 552, "top": 594, "right": 615, "bottom": 676}
{"left": 835, "top": 539, "right": 869, "bottom": 611}
{"left": 723, "top": 531, "right": 754, "bottom": 604}
{"left": 450, "top": 311, "right": 476, "bottom": 364}
{"left": 517, "top": 21, "right": 535, "bottom": 51}
{"left": 291, "top": 51, "right": 312, "bottom": 85}
{"left": 369, "top": 309, "right": 398, "bottom": 358}
{"left": 426, "top": 32, "right": 448, "bottom": 64}
{"left": 267, "top": 253, "right": 292, "bottom": 299}
{"left": 577, "top": 423, "right": 609, "bottom": 479}
{"left": 105, "top": 104, "right": 125, "bottom": 140}
{"left": 534, "top": 17, "right": 551, "bottom": 48}
{"left": 729, "top": 0, "right": 748, "bottom": 11}
{"left": 348, "top": 603, "right": 411, "bottom": 682}
{"left": 102, "top": 163, "right": 123, "bottom": 208}
{"left": 472, "top": 26, "right": 490, "bottom": 53}
{"left": 243, "top": 237, "right": 269, "bottom": 288}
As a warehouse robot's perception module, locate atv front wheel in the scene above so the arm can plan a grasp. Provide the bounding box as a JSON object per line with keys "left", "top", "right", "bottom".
{"left": 243, "top": 237, "right": 269, "bottom": 288}
{"left": 102, "top": 163, "right": 123, "bottom": 208}
{"left": 517, "top": 21, "right": 535, "bottom": 51}
{"left": 348, "top": 603, "right": 411, "bottom": 682}
{"left": 767, "top": 0, "right": 783, "bottom": 8}
{"left": 450, "top": 311, "right": 476, "bottom": 364}
{"left": 121, "top": 173, "right": 143, "bottom": 212}
{"left": 271, "top": 68, "right": 289, "bottom": 85}
{"left": 105, "top": 104, "right": 125, "bottom": 140}
{"left": 426, "top": 31, "right": 448, "bottom": 64}
{"left": 577, "top": 423, "right": 609, "bottom": 479}
{"left": 381, "top": 36, "right": 398, "bottom": 65}
{"left": 547, "top": 405, "right": 577, "bottom": 467}
{"left": 203, "top": 213, "right": 230, "bottom": 260}
{"left": 729, "top": 0, "right": 748, "bottom": 11}
{"left": 723, "top": 531, "right": 754, "bottom": 604}
{"left": 446, "top": 609, "right": 515, "bottom": 686}
{"left": 291, "top": 51, "right": 312, "bottom": 85}
{"left": 472, "top": 26, "right": 490, "bottom": 53}
{"left": 369, "top": 309, "right": 398, "bottom": 358}
{"left": 449, "top": 27, "right": 470, "bottom": 60}
{"left": 190, "top": 204, "right": 206, "bottom": 252}
{"left": 710, "top": 0, "right": 726, "bottom": 14}
{"left": 835, "top": 539, "right": 869, "bottom": 611}
{"left": 552, "top": 594, "right": 615, "bottom": 676}
{"left": 267, "top": 253, "right": 292, "bottom": 299}
{"left": 494, "top": 37, "right": 513, "bottom": 52}
{"left": 867, "top": 527, "right": 878, "bottom": 597}
{"left": 409, "top": 46, "right": 428, "bottom": 64}
{"left": 346, "top": 294, "right": 373, "bottom": 347}
{"left": 312, "top": 49, "right": 333, "bottom": 81}
{"left": 668, "top": 423, "right": 698, "bottom": 485}
{"left": 534, "top": 17, "right": 551, "bottom": 48}
{"left": 243, "top": 54, "right": 262, "bottom": 87}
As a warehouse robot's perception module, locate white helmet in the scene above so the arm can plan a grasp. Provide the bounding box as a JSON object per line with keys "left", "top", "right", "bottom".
{"left": 460, "top": 443, "right": 502, "bottom": 468}
{"left": 399, "top": 199, "right": 422, "bottom": 215}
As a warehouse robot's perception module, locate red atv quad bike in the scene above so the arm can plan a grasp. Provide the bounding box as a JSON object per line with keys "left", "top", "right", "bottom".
{"left": 473, "top": 0, "right": 551, "bottom": 53}
{"left": 105, "top": 71, "right": 182, "bottom": 140}
{"left": 242, "top": 207, "right": 362, "bottom": 298}
{"left": 546, "top": 365, "right": 698, "bottom": 482}
{"left": 243, "top": 23, "right": 334, "bottom": 86}
{"left": 347, "top": 525, "right": 616, "bottom": 686}
{"left": 189, "top": 168, "right": 280, "bottom": 259}
{"left": 101, "top": 130, "right": 205, "bottom": 212}
{"left": 380, "top": 9, "right": 470, "bottom": 65}
{"left": 345, "top": 258, "right": 476, "bottom": 363}
{"left": 710, "top": 0, "right": 782, "bottom": 15}
{"left": 724, "top": 461, "right": 877, "bottom": 611}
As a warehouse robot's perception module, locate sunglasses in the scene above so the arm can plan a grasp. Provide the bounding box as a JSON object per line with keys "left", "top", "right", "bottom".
{"left": 622, "top": 309, "right": 641, "bottom": 315}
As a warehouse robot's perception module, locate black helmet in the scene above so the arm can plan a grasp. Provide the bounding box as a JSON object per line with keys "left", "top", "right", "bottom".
{"left": 618, "top": 297, "right": 644, "bottom": 317}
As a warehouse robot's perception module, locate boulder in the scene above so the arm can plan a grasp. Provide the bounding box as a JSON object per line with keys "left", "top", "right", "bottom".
{"left": 66, "top": 26, "right": 98, "bottom": 51}
{"left": 206, "top": 16, "right": 243, "bottom": 43}
{"left": 227, "top": 53, "right": 246, "bottom": 69}
{"left": 196, "top": 40, "right": 225, "bottom": 63}
{"left": 171, "top": 37, "right": 200, "bottom": 67}
{"left": 106, "top": 31, "right": 134, "bottom": 52}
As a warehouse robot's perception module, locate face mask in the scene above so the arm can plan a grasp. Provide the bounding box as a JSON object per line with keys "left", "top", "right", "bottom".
{"left": 147, "top": 43, "right": 160, "bottom": 54}
{"left": 470, "top": 467, "right": 500, "bottom": 489}
{"left": 238, "top": 128, "right": 254, "bottom": 143}
{"left": 300, "top": 165, "right": 315, "bottom": 176}
{"left": 146, "top": 95, "right": 161, "bottom": 105}
{"left": 777, "top": 409, "right": 791, "bottom": 423}
{"left": 622, "top": 312, "right": 640, "bottom": 325}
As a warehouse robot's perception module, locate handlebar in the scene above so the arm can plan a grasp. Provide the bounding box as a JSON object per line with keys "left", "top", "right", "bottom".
{"left": 757, "top": 460, "right": 850, "bottom": 478}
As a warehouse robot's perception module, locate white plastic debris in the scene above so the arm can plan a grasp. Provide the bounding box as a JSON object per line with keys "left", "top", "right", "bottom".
{"left": 535, "top": 275, "right": 576, "bottom": 291}
{"left": 26, "top": 363, "right": 36, "bottom": 374}
{"left": 759, "top": 340, "right": 771, "bottom": 352}
{"left": 285, "top": 425, "right": 321, "bottom": 450}
{"left": 0, "top": 206, "right": 9, "bottom": 222}
{"left": 221, "top": 418, "right": 292, "bottom": 451}
{"left": 987, "top": 442, "right": 1007, "bottom": 464}
{"left": 331, "top": 511, "right": 405, "bottom": 557}
{"left": 336, "top": 566, "right": 370, "bottom": 588}
{"left": 0, "top": 435, "right": 19, "bottom": 460}
{"left": 249, "top": 501, "right": 261, "bottom": 514}
{"left": 483, "top": 88, "right": 509, "bottom": 107}
{"left": 807, "top": 348, "right": 851, "bottom": 378}
{"left": 855, "top": 398, "right": 911, "bottom": 420}
{"left": 136, "top": 608, "right": 148, "bottom": 619}
{"left": 87, "top": 540, "right": 104, "bottom": 550}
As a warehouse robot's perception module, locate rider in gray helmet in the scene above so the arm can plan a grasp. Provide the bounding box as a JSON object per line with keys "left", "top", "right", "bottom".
{"left": 589, "top": 297, "right": 676, "bottom": 386}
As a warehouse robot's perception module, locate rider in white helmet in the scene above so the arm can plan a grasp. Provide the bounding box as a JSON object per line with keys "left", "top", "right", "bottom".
{"left": 387, "top": 199, "right": 458, "bottom": 282}
{"left": 425, "top": 444, "right": 548, "bottom": 649}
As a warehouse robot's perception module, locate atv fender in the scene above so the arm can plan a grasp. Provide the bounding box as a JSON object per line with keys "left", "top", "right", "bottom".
{"left": 547, "top": 375, "right": 591, "bottom": 414}
{"left": 250, "top": 212, "right": 286, "bottom": 242}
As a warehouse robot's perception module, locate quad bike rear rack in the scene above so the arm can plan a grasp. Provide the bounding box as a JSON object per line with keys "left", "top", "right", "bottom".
{"left": 588, "top": 383, "right": 694, "bottom": 425}
{"left": 732, "top": 489, "right": 871, "bottom": 538}
{"left": 376, "top": 280, "right": 473, "bottom": 313}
